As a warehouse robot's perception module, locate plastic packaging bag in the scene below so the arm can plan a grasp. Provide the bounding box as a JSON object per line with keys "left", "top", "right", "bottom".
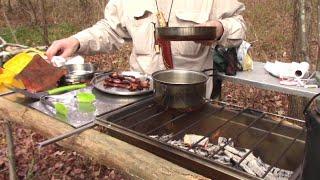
{"left": 237, "top": 40, "right": 253, "bottom": 71}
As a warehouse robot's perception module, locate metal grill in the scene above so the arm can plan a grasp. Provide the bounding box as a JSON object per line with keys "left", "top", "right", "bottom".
{"left": 97, "top": 97, "right": 306, "bottom": 179}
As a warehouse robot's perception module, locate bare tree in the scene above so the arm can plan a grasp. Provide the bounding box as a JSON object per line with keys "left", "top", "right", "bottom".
{"left": 317, "top": 0, "right": 320, "bottom": 70}
{"left": 289, "top": 0, "right": 312, "bottom": 119}
{"left": 7, "top": 0, "right": 13, "bottom": 12}
{"left": 16, "top": 0, "right": 39, "bottom": 25}
{"left": 40, "top": 0, "right": 49, "bottom": 45}
{"left": 3, "top": 7, "right": 18, "bottom": 44}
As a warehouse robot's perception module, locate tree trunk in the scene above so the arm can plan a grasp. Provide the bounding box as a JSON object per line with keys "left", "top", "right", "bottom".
{"left": 317, "top": 0, "right": 320, "bottom": 70}
{"left": 289, "top": 0, "right": 311, "bottom": 119}
{"left": 7, "top": 0, "right": 13, "bottom": 12}
{"left": 293, "top": 0, "right": 301, "bottom": 61}
{"left": 3, "top": 8, "right": 19, "bottom": 44}
{"left": 299, "top": 0, "right": 310, "bottom": 62}
{"left": 40, "top": 0, "right": 49, "bottom": 45}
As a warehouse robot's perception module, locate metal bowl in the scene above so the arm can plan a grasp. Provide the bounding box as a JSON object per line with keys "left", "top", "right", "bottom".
{"left": 60, "top": 63, "right": 96, "bottom": 85}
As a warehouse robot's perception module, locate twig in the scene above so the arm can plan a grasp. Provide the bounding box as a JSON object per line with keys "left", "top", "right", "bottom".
{"left": 2, "top": 10, "right": 19, "bottom": 44}
{"left": 0, "top": 36, "right": 7, "bottom": 47}
{"left": 0, "top": 168, "right": 8, "bottom": 173}
{"left": 5, "top": 43, "right": 29, "bottom": 49}
{"left": 4, "top": 119, "right": 17, "bottom": 180}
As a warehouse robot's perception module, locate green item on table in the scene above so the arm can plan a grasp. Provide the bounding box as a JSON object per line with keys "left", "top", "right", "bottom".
{"left": 76, "top": 92, "right": 96, "bottom": 103}
{"left": 54, "top": 103, "right": 68, "bottom": 116}
{"left": 55, "top": 112, "right": 68, "bottom": 123}
{"left": 78, "top": 102, "right": 96, "bottom": 113}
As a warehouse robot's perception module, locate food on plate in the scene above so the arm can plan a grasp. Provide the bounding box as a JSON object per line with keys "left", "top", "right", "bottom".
{"left": 103, "top": 72, "right": 150, "bottom": 91}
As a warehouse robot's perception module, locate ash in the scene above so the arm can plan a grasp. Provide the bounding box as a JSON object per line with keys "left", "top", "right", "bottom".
{"left": 150, "top": 134, "right": 293, "bottom": 180}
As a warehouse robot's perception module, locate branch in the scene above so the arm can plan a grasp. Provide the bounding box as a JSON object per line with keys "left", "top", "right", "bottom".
{"left": 317, "top": 0, "right": 320, "bottom": 70}
{"left": 2, "top": 9, "right": 18, "bottom": 44}
{"left": 4, "top": 119, "right": 17, "bottom": 180}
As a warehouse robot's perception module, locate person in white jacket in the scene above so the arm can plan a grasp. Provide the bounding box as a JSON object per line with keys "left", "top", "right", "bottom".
{"left": 46, "top": 0, "right": 246, "bottom": 97}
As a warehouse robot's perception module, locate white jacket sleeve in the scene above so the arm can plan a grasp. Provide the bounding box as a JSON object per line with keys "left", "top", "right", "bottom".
{"left": 72, "top": 0, "right": 130, "bottom": 55}
{"left": 215, "top": 0, "right": 246, "bottom": 47}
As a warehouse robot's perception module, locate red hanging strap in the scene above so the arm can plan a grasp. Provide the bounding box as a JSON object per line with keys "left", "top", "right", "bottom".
{"left": 157, "top": 38, "right": 173, "bottom": 69}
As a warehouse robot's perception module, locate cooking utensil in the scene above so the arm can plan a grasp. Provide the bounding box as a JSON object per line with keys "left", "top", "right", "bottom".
{"left": 152, "top": 69, "right": 209, "bottom": 110}
{"left": 7, "top": 83, "right": 87, "bottom": 100}
{"left": 157, "top": 26, "right": 216, "bottom": 41}
{"left": 92, "top": 71, "right": 154, "bottom": 96}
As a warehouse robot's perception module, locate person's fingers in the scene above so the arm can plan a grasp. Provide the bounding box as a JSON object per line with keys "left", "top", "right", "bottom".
{"left": 46, "top": 41, "right": 61, "bottom": 60}
{"left": 60, "top": 48, "right": 74, "bottom": 59}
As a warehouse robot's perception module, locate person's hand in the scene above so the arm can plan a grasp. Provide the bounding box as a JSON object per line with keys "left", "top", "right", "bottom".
{"left": 46, "top": 37, "right": 80, "bottom": 61}
{"left": 195, "top": 20, "right": 224, "bottom": 46}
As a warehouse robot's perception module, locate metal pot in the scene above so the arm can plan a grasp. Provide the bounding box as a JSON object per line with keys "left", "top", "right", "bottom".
{"left": 60, "top": 63, "right": 96, "bottom": 85}
{"left": 157, "top": 26, "right": 216, "bottom": 41}
{"left": 152, "top": 69, "right": 209, "bottom": 110}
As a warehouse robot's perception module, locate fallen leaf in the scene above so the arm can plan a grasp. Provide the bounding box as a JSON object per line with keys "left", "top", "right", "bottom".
{"left": 54, "top": 151, "right": 65, "bottom": 156}
{"left": 72, "top": 168, "right": 82, "bottom": 174}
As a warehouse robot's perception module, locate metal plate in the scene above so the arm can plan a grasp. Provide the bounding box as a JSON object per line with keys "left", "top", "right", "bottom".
{"left": 92, "top": 71, "right": 154, "bottom": 96}
{"left": 157, "top": 27, "right": 216, "bottom": 41}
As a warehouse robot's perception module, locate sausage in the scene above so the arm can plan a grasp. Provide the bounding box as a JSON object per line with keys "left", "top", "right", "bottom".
{"left": 104, "top": 81, "right": 130, "bottom": 89}
{"left": 104, "top": 72, "right": 151, "bottom": 91}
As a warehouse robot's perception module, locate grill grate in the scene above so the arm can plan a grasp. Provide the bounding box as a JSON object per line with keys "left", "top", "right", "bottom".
{"left": 97, "top": 97, "right": 306, "bottom": 179}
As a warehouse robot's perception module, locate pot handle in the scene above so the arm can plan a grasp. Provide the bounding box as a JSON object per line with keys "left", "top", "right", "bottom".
{"left": 303, "top": 93, "right": 320, "bottom": 115}
{"left": 202, "top": 68, "right": 214, "bottom": 77}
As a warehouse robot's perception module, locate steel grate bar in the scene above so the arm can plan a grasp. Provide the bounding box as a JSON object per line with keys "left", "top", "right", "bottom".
{"left": 236, "top": 118, "right": 286, "bottom": 166}
{"left": 146, "top": 112, "right": 190, "bottom": 135}
{"left": 128, "top": 108, "right": 168, "bottom": 129}
{"left": 208, "top": 113, "right": 266, "bottom": 157}
{"left": 96, "top": 95, "right": 154, "bottom": 118}
{"left": 112, "top": 103, "right": 156, "bottom": 123}
{"left": 261, "top": 128, "right": 305, "bottom": 178}
{"left": 187, "top": 108, "right": 248, "bottom": 149}
{"left": 165, "top": 106, "right": 227, "bottom": 142}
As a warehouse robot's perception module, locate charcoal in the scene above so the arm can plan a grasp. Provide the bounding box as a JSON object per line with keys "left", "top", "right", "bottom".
{"left": 150, "top": 134, "right": 293, "bottom": 179}
{"left": 149, "top": 135, "right": 159, "bottom": 139}
{"left": 206, "top": 143, "right": 220, "bottom": 154}
{"left": 247, "top": 157, "right": 267, "bottom": 177}
{"left": 183, "top": 134, "right": 209, "bottom": 147}
{"left": 158, "top": 133, "right": 173, "bottom": 141}
{"left": 218, "top": 137, "right": 228, "bottom": 146}
{"left": 212, "top": 154, "right": 232, "bottom": 166}
{"left": 194, "top": 148, "right": 208, "bottom": 156}
{"left": 225, "top": 145, "right": 249, "bottom": 157}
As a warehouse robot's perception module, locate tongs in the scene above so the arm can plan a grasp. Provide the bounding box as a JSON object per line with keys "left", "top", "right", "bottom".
{"left": 5, "top": 83, "right": 87, "bottom": 107}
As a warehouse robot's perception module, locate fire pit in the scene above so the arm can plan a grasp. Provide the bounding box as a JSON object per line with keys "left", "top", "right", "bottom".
{"left": 97, "top": 97, "right": 305, "bottom": 179}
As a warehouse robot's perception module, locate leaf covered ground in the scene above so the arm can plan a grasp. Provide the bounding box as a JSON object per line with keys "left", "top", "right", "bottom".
{"left": 0, "top": 122, "right": 127, "bottom": 180}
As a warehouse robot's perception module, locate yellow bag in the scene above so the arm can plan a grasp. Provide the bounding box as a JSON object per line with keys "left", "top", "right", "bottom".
{"left": 0, "top": 49, "right": 45, "bottom": 89}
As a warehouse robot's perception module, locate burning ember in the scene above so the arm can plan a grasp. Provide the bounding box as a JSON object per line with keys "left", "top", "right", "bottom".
{"left": 150, "top": 134, "right": 293, "bottom": 179}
